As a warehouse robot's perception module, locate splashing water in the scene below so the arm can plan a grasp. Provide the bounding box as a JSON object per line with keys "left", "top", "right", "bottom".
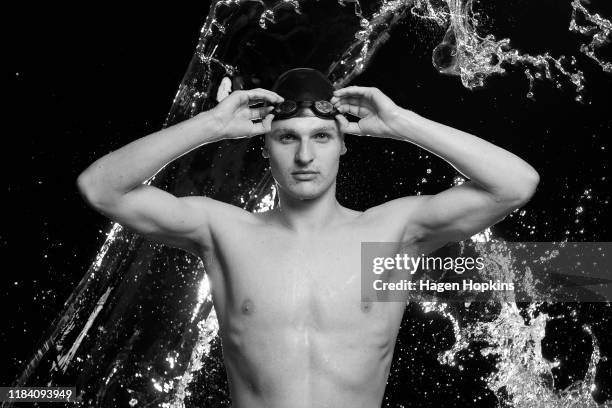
{"left": 426, "top": 301, "right": 606, "bottom": 408}
{"left": 422, "top": 233, "right": 609, "bottom": 407}
{"left": 412, "top": 0, "right": 611, "bottom": 101}
{"left": 570, "top": 0, "right": 612, "bottom": 74}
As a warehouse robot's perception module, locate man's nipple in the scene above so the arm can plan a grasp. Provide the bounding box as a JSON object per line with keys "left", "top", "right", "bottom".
{"left": 361, "top": 297, "right": 373, "bottom": 313}
{"left": 241, "top": 299, "right": 255, "bottom": 315}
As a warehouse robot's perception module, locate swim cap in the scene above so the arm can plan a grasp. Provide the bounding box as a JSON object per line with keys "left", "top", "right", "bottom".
{"left": 269, "top": 68, "right": 337, "bottom": 121}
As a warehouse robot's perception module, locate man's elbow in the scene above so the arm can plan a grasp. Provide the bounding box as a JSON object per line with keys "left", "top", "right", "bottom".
{"left": 76, "top": 173, "right": 110, "bottom": 207}
{"left": 508, "top": 170, "right": 540, "bottom": 206}
{"left": 490, "top": 169, "right": 540, "bottom": 207}
{"left": 76, "top": 173, "right": 93, "bottom": 200}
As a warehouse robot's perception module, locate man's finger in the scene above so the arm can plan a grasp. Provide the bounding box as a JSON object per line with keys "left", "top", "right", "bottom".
{"left": 250, "top": 106, "right": 273, "bottom": 120}
{"left": 345, "top": 122, "right": 363, "bottom": 135}
{"left": 250, "top": 114, "right": 274, "bottom": 136}
{"left": 246, "top": 88, "right": 284, "bottom": 104}
{"left": 335, "top": 113, "right": 350, "bottom": 132}
{"left": 333, "top": 86, "right": 371, "bottom": 97}
{"left": 248, "top": 98, "right": 266, "bottom": 108}
{"left": 333, "top": 96, "right": 363, "bottom": 107}
{"left": 335, "top": 113, "right": 364, "bottom": 136}
{"left": 336, "top": 103, "right": 357, "bottom": 117}
{"left": 336, "top": 103, "right": 369, "bottom": 118}
{"left": 261, "top": 113, "right": 274, "bottom": 133}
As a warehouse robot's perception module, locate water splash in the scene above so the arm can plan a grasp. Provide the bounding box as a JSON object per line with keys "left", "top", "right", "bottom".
{"left": 169, "top": 309, "right": 219, "bottom": 408}
{"left": 328, "top": 0, "right": 416, "bottom": 86}
{"left": 570, "top": 0, "right": 612, "bottom": 74}
{"left": 421, "top": 237, "right": 608, "bottom": 406}
{"left": 412, "top": 0, "right": 611, "bottom": 101}
{"left": 432, "top": 302, "right": 606, "bottom": 407}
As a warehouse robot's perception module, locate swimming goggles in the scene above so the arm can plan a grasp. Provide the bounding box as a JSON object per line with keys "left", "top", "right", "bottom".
{"left": 271, "top": 100, "right": 339, "bottom": 120}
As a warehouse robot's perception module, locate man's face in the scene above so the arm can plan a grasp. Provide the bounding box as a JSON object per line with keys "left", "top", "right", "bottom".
{"left": 264, "top": 111, "right": 346, "bottom": 200}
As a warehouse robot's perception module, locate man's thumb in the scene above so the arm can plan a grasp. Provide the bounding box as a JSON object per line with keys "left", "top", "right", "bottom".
{"left": 335, "top": 114, "right": 350, "bottom": 132}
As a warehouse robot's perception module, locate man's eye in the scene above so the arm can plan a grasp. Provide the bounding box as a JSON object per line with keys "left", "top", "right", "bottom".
{"left": 315, "top": 133, "right": 330, "bottom": 139}
{"left": 280, "top": 134, "right": 296, "bottom": 141}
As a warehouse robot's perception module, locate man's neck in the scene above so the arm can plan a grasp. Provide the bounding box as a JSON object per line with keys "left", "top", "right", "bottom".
{"left": 273, "top": 185, "right": 345, "bottom": 233}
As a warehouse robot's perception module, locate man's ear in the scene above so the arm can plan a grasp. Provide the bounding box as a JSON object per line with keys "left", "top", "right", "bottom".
{"left": 340, "top": 133, "right": 347, "bottom": 155}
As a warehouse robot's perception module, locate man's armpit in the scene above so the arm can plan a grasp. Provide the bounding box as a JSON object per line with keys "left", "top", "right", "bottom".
{"left": 363, "top": 195, "right": 431, "bottom": 243}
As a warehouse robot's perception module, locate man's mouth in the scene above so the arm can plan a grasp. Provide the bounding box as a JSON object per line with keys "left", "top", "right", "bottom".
{"left": 292, "top": 171, "right": 318, "bottom": 180}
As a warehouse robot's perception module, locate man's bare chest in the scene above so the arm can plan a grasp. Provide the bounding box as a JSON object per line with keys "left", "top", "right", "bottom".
{"left": 201, "top": 219, "right": 405, "bottom": 325}
{"left": 214, "top": 229, "right": 362, "bottom": 296}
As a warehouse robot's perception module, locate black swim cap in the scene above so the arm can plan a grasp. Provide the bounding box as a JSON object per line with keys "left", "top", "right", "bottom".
{"left": 269, "top": 68, "right": 336, "bottom": 121}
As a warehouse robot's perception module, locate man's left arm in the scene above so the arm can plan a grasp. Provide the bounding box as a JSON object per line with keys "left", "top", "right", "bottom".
{"left": 385, "top": 107, "right": 540, "bottom": 248}
{"left": 332, "top": 86, "right": 540, "bottom": 249}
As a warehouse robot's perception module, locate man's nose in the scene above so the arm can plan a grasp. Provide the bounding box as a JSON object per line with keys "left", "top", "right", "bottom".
{"left": 295, "top": 140, "right": 314, "bottom": 164}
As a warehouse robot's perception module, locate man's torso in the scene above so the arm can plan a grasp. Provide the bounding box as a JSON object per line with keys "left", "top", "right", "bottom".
{"left": 198, "top": 206, "right": 419, "bottom": 408}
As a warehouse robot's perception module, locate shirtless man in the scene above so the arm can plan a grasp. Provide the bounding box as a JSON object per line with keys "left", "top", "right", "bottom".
{"left": 76, "top": 68, "right": 539, "bottom": 408}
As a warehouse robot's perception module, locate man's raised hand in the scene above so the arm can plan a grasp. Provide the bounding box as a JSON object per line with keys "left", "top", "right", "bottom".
{"left": 211, "top": 88, "right": 284, "bottom": 139}
{"left": 330, "top": 86, "right": 402, "bottom": 138}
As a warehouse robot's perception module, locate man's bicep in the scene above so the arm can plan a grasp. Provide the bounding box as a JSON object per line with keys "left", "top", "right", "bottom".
{"left": 413, "top": 181, "right": 516, "bottom": 244}
{"left": 92, "top": 185, "right": 213, "bottom": 254}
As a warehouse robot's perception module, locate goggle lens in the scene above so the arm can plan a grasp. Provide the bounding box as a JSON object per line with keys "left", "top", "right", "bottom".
{"left": 314, "top": 100, "right": 334, "bottom": 114}
{"left": 273, "top": 100, "right": 338, "bottom": 118}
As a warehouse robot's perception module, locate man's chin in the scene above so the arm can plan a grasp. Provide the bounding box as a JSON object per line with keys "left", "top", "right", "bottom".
{"left": 286, "top": 185, "right": 323, "bottom": 201}
{"left": 293, "top": 191, "right": 321, "bottom": 201}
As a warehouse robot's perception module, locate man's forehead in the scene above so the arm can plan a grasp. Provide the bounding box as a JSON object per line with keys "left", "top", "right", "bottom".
{"left": 271, "top": 124, "right": 338, "bottom": 135}
{"left": 270, "top": 116, "right": 339, "bottom": 135}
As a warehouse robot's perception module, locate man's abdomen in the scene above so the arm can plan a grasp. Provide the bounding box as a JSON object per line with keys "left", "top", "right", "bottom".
{"left": 219, "top": 299, "right": 402, "bottom": 408}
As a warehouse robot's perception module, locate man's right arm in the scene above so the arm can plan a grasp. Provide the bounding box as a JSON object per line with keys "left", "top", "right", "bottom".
{"left": 76, "top": 88, "right": 282, "bottom": 256}
{"left": 76, "top": 110, "right": 226, "bottom": 256}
